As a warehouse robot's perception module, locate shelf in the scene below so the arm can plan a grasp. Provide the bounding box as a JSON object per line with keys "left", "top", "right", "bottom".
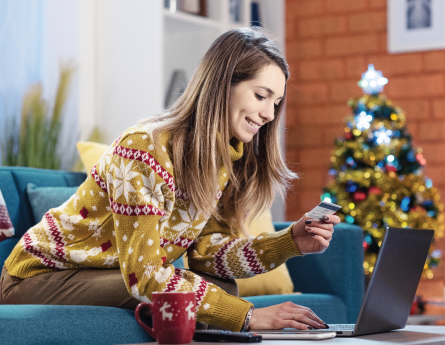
{"left": 163, "top": 9, "right": 222, "bottom": 31}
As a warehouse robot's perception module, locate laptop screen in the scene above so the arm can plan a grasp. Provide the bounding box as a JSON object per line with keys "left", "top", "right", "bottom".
{"left": 354, "top": 227, "right": 434, "bottom": 336}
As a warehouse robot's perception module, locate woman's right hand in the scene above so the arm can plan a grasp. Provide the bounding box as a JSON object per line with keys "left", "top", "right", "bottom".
{"left": 249, "top": 302, "right": 328, "bottom": 330}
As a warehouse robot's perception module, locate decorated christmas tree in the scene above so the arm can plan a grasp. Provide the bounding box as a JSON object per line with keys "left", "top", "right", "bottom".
{"left": 322, "top": 64, "right": 444, "bottom": 278}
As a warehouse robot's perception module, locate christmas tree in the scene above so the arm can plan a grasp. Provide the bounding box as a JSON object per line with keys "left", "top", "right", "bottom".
{"left": 322, "top": 64, "right": 444, "bottom": 279}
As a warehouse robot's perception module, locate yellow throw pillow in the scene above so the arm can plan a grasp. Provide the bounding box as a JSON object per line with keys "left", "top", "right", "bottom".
{"left": 76, "top": 141, "right": 110, "bottom": 173}
{"left": 236, "top": 210, "right": 295, "bottom": 297}
{"left": 183, "top": 210, "right": 295, "bottom": 297}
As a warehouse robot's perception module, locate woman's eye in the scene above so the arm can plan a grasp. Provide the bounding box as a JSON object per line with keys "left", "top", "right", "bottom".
{"left": 255, "top": 94, "right": 266, "bottom": 101}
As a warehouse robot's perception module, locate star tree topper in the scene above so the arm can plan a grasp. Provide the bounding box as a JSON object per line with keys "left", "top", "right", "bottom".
{"left": 358, "top": 64, "right": 388, "bottom": 95}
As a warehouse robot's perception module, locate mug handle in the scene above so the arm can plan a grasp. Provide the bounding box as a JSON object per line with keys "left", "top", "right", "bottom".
{"left": 135, "top": 302, "right": 156, "bottom": 339}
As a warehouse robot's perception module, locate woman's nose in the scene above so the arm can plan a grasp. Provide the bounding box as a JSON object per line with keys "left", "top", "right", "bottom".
{"left": 260, "top": 102, "right": 275, "bottom": 123}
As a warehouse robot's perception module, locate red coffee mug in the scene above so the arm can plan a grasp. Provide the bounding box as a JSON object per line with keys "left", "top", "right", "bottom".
{"left": 135, "top": 291, "right": 196, "bottom": 344}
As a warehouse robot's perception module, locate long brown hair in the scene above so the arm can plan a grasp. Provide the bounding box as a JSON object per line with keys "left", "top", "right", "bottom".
{"left": 141, "top": 27, "right": 298, "bottom": 235}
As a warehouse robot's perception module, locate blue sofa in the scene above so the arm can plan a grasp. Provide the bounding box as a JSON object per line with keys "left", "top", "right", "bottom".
{"left": 0, "top": 166, "right": 365, "bottom": 345}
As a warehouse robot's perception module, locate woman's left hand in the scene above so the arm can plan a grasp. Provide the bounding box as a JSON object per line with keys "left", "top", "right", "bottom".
{"left": 291, "top": 214, "right": 341, "bottom": 255}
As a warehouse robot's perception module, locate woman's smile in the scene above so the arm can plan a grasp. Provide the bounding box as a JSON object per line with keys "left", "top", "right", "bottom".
{"left": 245, "top": 117, "right": 261, "bottom": 133}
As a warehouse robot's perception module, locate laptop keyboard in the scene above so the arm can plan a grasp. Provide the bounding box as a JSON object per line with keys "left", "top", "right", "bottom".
{"left": 327, "top": 324, "right": 355, "bottom": 331}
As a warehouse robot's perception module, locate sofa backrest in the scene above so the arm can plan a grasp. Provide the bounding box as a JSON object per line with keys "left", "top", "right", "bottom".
{"left": 0, "top": 167, "right": 87, "bottom": 238}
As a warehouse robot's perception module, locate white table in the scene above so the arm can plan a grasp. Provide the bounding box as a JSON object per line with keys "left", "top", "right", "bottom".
{"left": 131, "top": 325, "right": 445, "bottom": 345}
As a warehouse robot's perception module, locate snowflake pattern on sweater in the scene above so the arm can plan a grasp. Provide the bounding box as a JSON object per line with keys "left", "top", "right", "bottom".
{"left": 5, "top": 125, "right": 302, "bottom": 331}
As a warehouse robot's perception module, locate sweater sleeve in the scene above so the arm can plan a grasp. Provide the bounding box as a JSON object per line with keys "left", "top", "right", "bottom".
{"left": 188, "top": 217, "right": 303, "bottom": 279}
{"left": 102, "top": 131, "right": 252, "bottom": 331}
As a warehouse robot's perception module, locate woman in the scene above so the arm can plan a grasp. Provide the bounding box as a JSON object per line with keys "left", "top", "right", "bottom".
{"left": 1, "top": 27, "right": 339, "bottom": 332}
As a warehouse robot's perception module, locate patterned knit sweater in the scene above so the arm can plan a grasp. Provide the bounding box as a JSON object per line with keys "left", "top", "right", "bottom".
{"left": 5, "top": 124, "right": 302, "bottom": 331}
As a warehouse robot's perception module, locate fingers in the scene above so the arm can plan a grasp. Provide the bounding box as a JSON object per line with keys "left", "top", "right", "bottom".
{"left": 305, "top": 216, "right": 338, "bottom": 234}
{"left": 305, "top": 221, "right": 333, "bottom": 241}
{"left": 281, "top": 319, "right": 315, "bottom": 330}
{"left": 273, "top": 313, "right": 324, "bottom": 331}
{"left": 305, "top": 221, "right": 334, "bottom": 233}
{"left": 249, "top": 303, "right": 327, "bottom": 331}
{"left": 283, "top": 305, "right": 326, "bottom": 330}
{"left": 285, "top": 303, "right": 324, "bottom": 324}
{"left": 306, "top": 226, "right": 332, "bottom": 239}
{"left": 307, "top": 234, "right": 331, "bottom": 248}
{"left": 282, "top": 317, "right": 321, "bottom": 330}
{"left": 303, "top": 214, "right": 340, "bottom": 225}
{"left": 322, "top": 214, "right": 341, "bottom": 225}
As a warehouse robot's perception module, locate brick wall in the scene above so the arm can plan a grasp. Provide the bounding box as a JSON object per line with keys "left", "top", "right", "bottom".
{"left": 285, "top": 0, "right": 445, "bottom": 279}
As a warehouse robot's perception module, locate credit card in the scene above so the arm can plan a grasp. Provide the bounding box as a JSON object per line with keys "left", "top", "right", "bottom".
{"left": 307, "top": 201, "right": 342, "bottom": 220}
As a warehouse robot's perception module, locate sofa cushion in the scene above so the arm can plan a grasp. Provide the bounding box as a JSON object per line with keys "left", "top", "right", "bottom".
{"left": 0, "top": 167, "right": 87, "bottom": 238}
{"left": 0, "top": 190, "right": 14, "bottom": 242}
{"left": 77, "top": 141, "right": 110, "bottom": 174}
{"left": 0, "top": 304, "right": 154, "bottom": 345}
{"left": 26, "top": 183, "right": 78, "bottom": 223}
{"left": 244, "top": 293, "right": 348, "bottom": 324}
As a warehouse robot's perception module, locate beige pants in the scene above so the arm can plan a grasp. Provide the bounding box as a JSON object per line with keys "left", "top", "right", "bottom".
{"left": 0, "top": 265, "right": 238, "bottom": 328}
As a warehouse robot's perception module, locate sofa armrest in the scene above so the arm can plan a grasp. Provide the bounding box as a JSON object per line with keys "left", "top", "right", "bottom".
{"left": 274, "top": 222, "right": 364, "bottom": 324}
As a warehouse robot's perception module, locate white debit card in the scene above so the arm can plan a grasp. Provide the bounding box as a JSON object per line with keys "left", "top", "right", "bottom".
{"left": 307, "top": 201, "right": 342, "bottom": 220}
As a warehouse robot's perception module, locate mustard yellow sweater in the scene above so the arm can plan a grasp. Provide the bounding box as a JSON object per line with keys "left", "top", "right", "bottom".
{"left": 6, "top": 124, "right": 302, "bottom": 331}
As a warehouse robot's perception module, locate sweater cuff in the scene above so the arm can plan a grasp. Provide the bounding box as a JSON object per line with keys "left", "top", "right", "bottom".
{"left": 209, "top": 292, "right": 253, "bottom": 331}
{"left": 271, "top": 223, "right": 303, "bottom": 260}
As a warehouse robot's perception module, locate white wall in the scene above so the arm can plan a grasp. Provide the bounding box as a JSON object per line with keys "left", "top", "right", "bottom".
{"left": 93, "top": 0, "right": 164, "bottom": 143}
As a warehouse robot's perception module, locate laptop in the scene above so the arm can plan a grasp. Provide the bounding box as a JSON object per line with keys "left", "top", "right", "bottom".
{"left": 258, "top": 227, "right": 434, "bottom": 337}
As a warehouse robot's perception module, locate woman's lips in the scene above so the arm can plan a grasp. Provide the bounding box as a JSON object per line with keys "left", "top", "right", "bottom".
{"left": 245, "top": 118, "right": 260, "bottom": 133}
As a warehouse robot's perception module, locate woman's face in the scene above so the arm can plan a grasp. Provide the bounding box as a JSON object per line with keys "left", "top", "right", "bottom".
{"left": 228, "top": 63, "right": 286, "bottom": 143}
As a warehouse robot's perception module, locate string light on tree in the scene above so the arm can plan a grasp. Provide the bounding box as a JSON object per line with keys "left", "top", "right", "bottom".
{"left": 355, "top": 111, "right": 373, "bottom": 130}
{"left": 322, "top": 64, "right": 444, "bottom": 278}
{"left": 374, "top": 127, "right": 393, "bottom": 145}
